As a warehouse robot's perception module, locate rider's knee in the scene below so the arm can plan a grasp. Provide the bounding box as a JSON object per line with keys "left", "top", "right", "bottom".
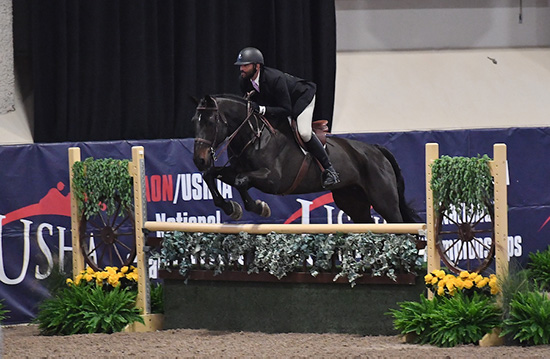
{"left": 299, "top": 128, "right": 312, "bottom": 142}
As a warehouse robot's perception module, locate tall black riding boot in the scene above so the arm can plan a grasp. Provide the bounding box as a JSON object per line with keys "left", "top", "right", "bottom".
{"left": 304, "top": 133, "right": 341, "bottom": 189}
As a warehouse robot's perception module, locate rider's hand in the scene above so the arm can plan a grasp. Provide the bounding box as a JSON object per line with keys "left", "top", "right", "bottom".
{"left": 250, "top": 102, "right": 266, "bottom": 115}
{"left": 250, "top": 101, "right": 260, "bottom": 113}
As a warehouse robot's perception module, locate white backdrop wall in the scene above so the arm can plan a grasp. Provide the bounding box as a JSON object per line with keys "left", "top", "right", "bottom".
{"left": 332, "top": 48, "right": 550, "bottom": 134}
{"left": 332, "top": 0, "right": 550, "bottom": 133}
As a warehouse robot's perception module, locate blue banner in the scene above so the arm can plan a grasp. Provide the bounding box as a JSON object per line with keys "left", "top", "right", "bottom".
{"left": 1, "top": 128, "right": 549, "bottom": 324}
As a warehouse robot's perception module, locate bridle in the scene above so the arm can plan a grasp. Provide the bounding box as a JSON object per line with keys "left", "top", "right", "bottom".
{"left": 194, "top": 97, "right": 275, "bottom": 165}
{"left": 194, "top": 99, "right": 228, "bottom": 161}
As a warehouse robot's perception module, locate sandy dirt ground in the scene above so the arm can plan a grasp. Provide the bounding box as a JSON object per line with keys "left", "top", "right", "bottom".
{"left": 3, "top": 324, "right": 550, "bottom": 358}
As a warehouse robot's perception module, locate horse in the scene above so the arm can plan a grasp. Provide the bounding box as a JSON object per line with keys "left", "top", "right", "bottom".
{"left": 192, "top": 94, "right": 418, "bottom": 224}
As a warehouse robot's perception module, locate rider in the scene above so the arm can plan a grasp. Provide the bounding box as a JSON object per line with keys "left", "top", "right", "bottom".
{"left": 234, "top": 47, "right": 340, "bottom": 189}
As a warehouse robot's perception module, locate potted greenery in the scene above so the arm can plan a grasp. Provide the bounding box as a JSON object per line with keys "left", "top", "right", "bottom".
{"left": 389, "top": 270, "right": 502, "bottom": 347}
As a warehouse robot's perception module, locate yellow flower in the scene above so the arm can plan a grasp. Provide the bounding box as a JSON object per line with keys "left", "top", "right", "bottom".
{"left": 463, "top": 279, "right": 474, "bottom": 289}
{"left": 96, "top": 278, "right": 104, "bottom": 287}
{"left": 86, "top": 266, "right": 95, "bottom": 274}
{"left": 75, "top": 274, "right": 83, "bottom": 285}
{"left": 474, "top": 274, "right": 484, "bottom": 283}
{"left": 437, "top": 287, "right": 445, "bottom": 296}
{"left": 66, "top": 278, "right": 74, "bottom": 286}
{"left": 121, "top": 266, "right": 129, "bottom": 274}
{"left": 469, "top": 272, "right": 479, "bottom": 280}
{"left": 489, "top": 278, "right": 499, "bottom": 294}
{"left": 446, "top": 281, "right": 455, "bottom": 291}
{"left": 96, "top": 271, "right": 109, "bottom": 280}
{"left": 425, "top": 273, "right": 434, "bottom": 283}
{"left": 476, "top": 278, "right": 489, "bottom": 288}
{"left": 435, "top": 270, "right": 446, "bottom": 279}
{"left": 438, "top": 279, "right": 446, "bottom": 287}
{"left": 84, "top": 273, "right": 93, "bottom": 282}
{"left": 107, "top": 275, "right": 120, "bottom": 287}
{"left": 126, "top": 272, "right": 138, "bottom": 281}
{"left": 430, "top": 277, "right": 439, "bottom": 285}
{"left": 459, "top": 271, "right": 470, "bottom": 279}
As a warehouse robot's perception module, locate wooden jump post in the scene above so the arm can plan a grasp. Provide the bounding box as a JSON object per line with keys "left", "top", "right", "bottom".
{"left": 425, "top": 143, "right": 508, "bottom": 280}
{"left": 68, "top": 146, "right": 162, "bottom": 333}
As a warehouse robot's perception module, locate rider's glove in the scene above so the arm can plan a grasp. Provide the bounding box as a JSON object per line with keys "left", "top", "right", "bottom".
{"left": 250, "top": 101, "right": 260, "bottom": 113}
{"left": 250, "top": 102, "right": 265, "bottom": 115}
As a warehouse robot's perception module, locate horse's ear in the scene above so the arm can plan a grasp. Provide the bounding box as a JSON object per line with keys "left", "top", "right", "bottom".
{"left": 189, "top": 95, "right": 199, "bottom": 106}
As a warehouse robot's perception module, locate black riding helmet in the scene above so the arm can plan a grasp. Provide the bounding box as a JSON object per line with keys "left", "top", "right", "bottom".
{"left": 234, "top": 47, "right": 264, "bottom": 65}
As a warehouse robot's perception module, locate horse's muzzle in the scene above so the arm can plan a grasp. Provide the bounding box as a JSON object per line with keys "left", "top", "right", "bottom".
{"left": 193, "top": 141, "right": 213, "bottom": 171}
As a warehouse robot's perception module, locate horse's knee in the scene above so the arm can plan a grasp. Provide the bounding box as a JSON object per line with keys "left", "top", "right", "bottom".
{"left": 234, "top": 174, "right": 249, "bottom": 188}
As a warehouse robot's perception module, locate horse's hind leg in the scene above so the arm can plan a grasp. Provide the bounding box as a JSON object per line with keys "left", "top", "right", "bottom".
{"left": 331, "top": 187, "right": 374, "bottom": 223}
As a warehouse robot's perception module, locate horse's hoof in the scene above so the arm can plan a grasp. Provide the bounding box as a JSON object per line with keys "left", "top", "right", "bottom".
{"left": 256, "top": 200, "right": 271, "bottom": 218}
{"left": 229, "top": 201, "right": 243, "bottom": 220}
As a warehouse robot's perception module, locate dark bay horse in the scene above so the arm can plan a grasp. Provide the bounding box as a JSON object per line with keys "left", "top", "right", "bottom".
{"left": 192, "top": 94, "right": 418, "bottom": 223}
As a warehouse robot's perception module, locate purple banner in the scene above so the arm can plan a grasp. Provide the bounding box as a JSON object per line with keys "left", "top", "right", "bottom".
{"left": 1, "top": 128, "right": 549, "bottom": 324}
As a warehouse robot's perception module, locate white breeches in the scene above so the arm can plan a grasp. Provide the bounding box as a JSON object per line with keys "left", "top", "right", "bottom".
{"left": 295, "top": 95, "right": 315, "bottom": 142}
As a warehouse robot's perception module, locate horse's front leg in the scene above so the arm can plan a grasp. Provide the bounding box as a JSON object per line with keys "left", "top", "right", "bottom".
{"left": 202, "top": 168, "right": 243, "bottom": 221}
{"left": 233, "top": 168, "right": 274, "bottom": 218}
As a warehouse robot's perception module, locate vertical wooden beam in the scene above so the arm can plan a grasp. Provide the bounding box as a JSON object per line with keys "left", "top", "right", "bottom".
{"left": 425, "top": 143, "right": 439, "bottom": 299}
{"left": 129, "top": 146, "right": 150, "bottom": 315}
{"left": 491, "top": 144, "right": 508, "bottom": 279}
{"left": 125, "top": 145, "right": 163, "bottom": 332}
{"left": 68, "top": 148, "right": 85, "bottom": 278}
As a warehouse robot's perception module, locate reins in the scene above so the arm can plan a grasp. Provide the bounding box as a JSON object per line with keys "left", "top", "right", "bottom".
{"left": 195, "top": 96, "right": 275, "bottom": 166}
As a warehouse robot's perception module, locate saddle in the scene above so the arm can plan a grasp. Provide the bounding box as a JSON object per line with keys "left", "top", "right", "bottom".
{"left": 283, "top": 119, "right": 330, "bottom": 194}
{"left": 291, "top": 119, "right": 330, "bottom": 149}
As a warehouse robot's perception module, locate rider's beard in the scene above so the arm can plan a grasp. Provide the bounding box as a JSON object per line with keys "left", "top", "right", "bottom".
{"left": 240, "top": 66, "right": 257, "bottom": 80}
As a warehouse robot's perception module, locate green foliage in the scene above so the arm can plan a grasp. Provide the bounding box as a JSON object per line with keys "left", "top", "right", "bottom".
{"left": 501, "top": 291, "right": 550, "bottom": 345}
{"left": 0, "top": 299, "right": 9, "bottom": 323}
{"left": 150, "top": 282, "right": 164, "bottom": 314}
{"left": 526, "top": 245, "right": 550, "bottom": 291}
{"left": 427, "top": 292, "right": 501, "bottom": 347}
{"left": 389, "top": 294, "right": 438, "bottom": 343}
{"left": 389, "top": 292, "right": 501, "bottom": 347}
{"left": 35, "top": 285, "right": 143, "bottom": 335}
{"left": 72, "top": 157, "right": 133, "bottom": 219}
{"left": 430, "top": 155, "right": 493, "bottom": 216}
{"left": 499, "top": 261, "right": 534, "bottom": 319}
{"left": 154, "top": 231, "right": 420, "bottom": 286}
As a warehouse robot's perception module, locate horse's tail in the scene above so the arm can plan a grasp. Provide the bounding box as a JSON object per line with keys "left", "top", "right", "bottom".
{"left": 375, "top": 145, "right": 422, "bottom": 223}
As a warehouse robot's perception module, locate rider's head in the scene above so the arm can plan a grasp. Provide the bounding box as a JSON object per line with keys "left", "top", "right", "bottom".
{"left": 235, "top": 47, "right": 263, "bottom": 80}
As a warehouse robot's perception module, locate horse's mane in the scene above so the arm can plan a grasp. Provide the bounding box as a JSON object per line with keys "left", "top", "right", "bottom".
{"left": 212, "top": 93, "right": 247, "bottom": 106}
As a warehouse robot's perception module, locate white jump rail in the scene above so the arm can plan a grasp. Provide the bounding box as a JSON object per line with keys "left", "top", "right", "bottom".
{"left": 144, "top": 222, "right": 427, "bottom": 235}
